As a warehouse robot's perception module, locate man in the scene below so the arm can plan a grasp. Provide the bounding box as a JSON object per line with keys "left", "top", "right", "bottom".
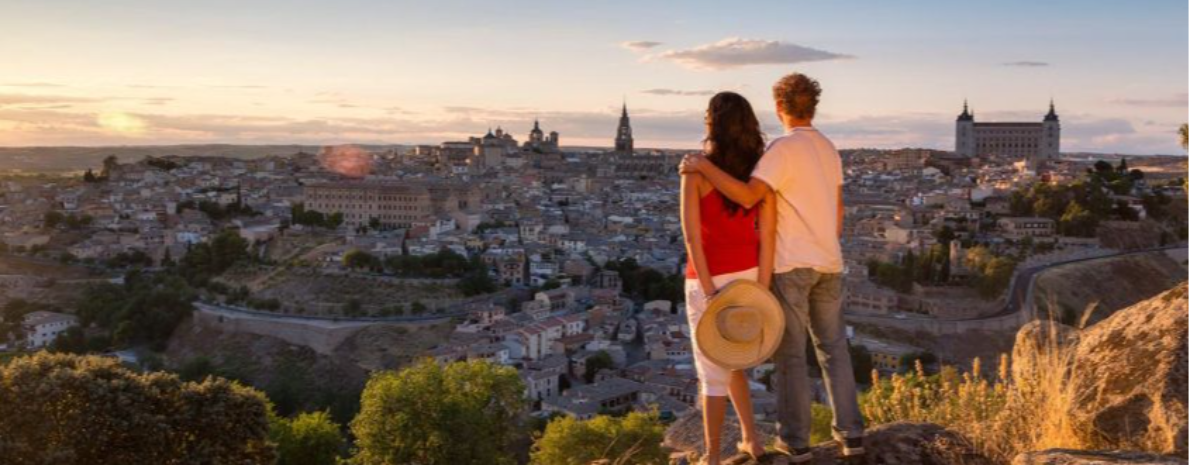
{"left": 680, "top": 73, "right": 863, "bottom": 462}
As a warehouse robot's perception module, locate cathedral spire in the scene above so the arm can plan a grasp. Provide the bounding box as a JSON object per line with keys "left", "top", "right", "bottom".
{"left": 615, "top": 101, "right": 634, "bottom": 154}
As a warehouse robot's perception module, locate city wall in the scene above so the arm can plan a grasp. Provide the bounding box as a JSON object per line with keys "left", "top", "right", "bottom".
{"left": 191, "top": 309, "right": 365, "bottom": 355}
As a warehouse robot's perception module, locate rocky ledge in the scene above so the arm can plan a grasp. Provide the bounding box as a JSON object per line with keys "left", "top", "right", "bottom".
{"left": 665, "top": 282, "right": 1188, "bottom": 465}
{"left": 1012, "top": 449, "right": 1188, "bottom": 465}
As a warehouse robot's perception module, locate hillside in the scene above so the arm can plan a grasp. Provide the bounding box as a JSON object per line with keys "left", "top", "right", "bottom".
{"left": 165, "top": 314, "right": 453, "bottom": 421}
{"left": 0, "top": 144, "right": 404, "bottom": 173}
{"left": 1032, "top": 248, "right": 1187, "bottom": 325}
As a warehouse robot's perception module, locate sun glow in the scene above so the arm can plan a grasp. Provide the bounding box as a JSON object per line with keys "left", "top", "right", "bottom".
{"left": 97, "top": 112, "right": 147, "bottom": 135}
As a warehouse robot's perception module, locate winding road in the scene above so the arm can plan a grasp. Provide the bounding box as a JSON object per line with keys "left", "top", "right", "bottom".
{"left": 978, "top": 244, "right": 1184, "bottom": 321}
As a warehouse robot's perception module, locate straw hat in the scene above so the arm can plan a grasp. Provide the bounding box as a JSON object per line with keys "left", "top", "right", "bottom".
{"left": 695, "top": 280, "right": 785, "bottom": 370}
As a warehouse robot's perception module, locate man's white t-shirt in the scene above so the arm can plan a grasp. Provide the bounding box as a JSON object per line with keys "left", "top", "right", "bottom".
{"left": 751, "top": 127, "right": 844, "bottom": 274}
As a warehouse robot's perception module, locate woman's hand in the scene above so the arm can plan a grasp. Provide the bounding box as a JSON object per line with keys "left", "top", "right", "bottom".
{"left": 679, "top": 153, "right": 708, "bottom": 175}
{"left": 700, "top": 279, "right": 718, "bottom": 302}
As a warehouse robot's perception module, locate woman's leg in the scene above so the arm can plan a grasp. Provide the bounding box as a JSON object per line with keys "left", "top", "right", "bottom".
{"left": 702, "top": 394, "right": 728, "bottom": 465}
{"left": 728, "top": 370, "right": 765, "bottom": 456}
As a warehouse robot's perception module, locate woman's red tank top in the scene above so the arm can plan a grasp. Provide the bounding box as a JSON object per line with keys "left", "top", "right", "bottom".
{"left": 684, "top": 189, "right": 759, "bottom": 279}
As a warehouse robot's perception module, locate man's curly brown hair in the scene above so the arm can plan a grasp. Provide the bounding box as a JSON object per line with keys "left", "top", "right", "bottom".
{"left": 772, "top": 73, "right": 821, "bottom": 120}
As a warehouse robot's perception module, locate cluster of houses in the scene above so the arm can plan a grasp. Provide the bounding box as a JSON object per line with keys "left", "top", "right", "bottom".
{"left": 2, "top": 132, "right": 1182, "bottom": 421}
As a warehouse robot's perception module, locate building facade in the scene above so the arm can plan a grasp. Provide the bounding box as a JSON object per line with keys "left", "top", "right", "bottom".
{"left": 955, "top": 100, "right": 1060, "bottom": 161}
{"left": 997, "top": 217, "right": 1057, "bottom": 241}
{"left": 303, "top": 180, "right": 481, "bottom": 230}
{"left": 524, "top": 120, "right": 560, "bottom": 153}
{"left": 23, "top": 311, "right": 78, "bottom": 349}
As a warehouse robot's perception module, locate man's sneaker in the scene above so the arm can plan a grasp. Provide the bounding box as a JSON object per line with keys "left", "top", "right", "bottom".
{"left": 839, "top": 437, "right": 864, "bottom": 456}
{"left": 773, "top": 441, "right": 814, "bottom": 463}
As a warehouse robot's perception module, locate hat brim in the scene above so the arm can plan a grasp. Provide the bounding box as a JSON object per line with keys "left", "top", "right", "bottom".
{"left": 695, "top": 280, "right": 785, "bottom": 371}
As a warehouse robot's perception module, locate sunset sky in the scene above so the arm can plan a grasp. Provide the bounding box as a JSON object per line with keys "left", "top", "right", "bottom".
{"left": 1, "top": 0, "right": 1186, "bottom": 154}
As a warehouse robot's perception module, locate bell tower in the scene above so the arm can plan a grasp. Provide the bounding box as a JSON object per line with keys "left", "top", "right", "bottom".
{"left": 614, "top": 103, "right": 634, "bottom": 154}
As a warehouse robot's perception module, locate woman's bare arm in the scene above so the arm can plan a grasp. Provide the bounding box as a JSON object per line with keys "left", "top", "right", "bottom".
{"left": 680, "top": 153, "right": 771, "bottom": 209}
{"left": 680, "top": 173, "right": 717, "bottom": 296}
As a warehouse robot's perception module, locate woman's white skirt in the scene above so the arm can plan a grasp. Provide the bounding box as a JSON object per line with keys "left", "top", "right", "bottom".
{"left": 683, "top": 267, "right": 759, "bottom": 396}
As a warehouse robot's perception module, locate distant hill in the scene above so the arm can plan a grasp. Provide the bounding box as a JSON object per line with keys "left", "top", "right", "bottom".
{"left": 0, "top": 144, "right": 406, "bottom": 173}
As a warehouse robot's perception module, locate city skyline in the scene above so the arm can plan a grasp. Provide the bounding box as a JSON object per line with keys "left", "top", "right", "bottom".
{"left": 0, "top": 0, "right": 1186, "bottom": 154}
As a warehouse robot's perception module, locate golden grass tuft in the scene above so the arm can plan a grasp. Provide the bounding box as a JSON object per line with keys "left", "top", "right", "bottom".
{"left": 861, "top": 315, "right": 1092, "bottom": 463}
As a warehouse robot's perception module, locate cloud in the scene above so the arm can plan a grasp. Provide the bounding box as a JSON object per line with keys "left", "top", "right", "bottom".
{"left": 1109, "top": 93, "right": 1188, "bottom": 108}
{"left": 620, "top": 41, "right": 662, "bottom": 52}
{"left": 206, "top": 84, "right": 268, "bottom": 89}
{"left": 140, "top": 97, "right": 174, "bottom": 106}
{"left": 1002, "top": 61, "right": 1050, "bottom": 67}
{"left": 651, "top": 37, "right": 852, "bottom": 70}
{"left": 2, "top": 82, "right": 66, "bottom": 88}
{"left": 641, "top": 89, "right": 716, "bottom": 97}
{"left": 0, "top": 93, "right": 97, "bottom": 107}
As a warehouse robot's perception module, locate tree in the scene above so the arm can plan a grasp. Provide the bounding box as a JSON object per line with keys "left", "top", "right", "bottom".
{"left": 1059, "top": 202, "right": 1098, "bottom": 237}
{"left": 101, "top": 155, "right": 119, "bottom": 179}
{"left": 458, "top": 267, "right": 496, "bottom": 296}
{"left": 270, "top": 411, "right": 343, "bottom": 465}
{"left": 43, "top": 211, "right": 65, "bottom": 229}
{"left": 48, "top": 326, "right": 87, "bottom": 354}
{"left": 179, "top": 229, "right": 251, "bottom": 283}
{"left": 849, "top": 344, "right": 874, "bottom": 384}
{"left": 530, "top": 411, "right": 667, "bottom": 465}
{"left": 1180, "top": 123, "right": 1188, "bottom": 152}
{"left": 75, "top": 274, "right": 196, "bottom": 351}
{"left": 351, "top": 359, "right": 526, "bottom": 465}
{"left": 0, "top": 353, "right": 274, "bottom": 464}
{"left": 977, "top": 257, "right": 1017, "bottom": 300}
{"left": 583, "top": 350, "right": 615, "bottom": 383}
{"left": 82, "top": 168, "right": 99, "bottom": 183}
{"left": 343, "top": 249, "right": 380, "bottom": 271}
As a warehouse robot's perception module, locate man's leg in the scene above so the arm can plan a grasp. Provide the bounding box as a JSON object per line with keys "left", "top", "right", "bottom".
{"left": 806, "top": 272, "right": 865, "bottom": 444}
{"left": 770, "top": 270, "right": 814, "bottom": 450}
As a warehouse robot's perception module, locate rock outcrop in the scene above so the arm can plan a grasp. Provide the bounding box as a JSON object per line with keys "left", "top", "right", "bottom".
{"left": 1012, "top": 449, "right": 1188, "bottom": 465}
{"left": 1067, "top": 283, "right": 1187, "bottom": 455}
{"left": 663, "top": 411, "right": 775, "bottom": 461}
{"left": 665, "top": 420, "right": 990, "bottom": 465}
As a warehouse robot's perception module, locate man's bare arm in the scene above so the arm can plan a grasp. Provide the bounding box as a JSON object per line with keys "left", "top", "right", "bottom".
{"left": 680, "top": 154, "right": 770, "bottom": 208}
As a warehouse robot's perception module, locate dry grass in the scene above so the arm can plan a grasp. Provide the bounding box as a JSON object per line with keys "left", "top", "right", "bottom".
{"left": 861, "top": 317, "right": 1089, "bottom": 463}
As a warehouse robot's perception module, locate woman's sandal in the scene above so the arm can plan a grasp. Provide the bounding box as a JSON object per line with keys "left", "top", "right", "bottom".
{"left": 736, "top": 439, "right": 767, "bottom": 461}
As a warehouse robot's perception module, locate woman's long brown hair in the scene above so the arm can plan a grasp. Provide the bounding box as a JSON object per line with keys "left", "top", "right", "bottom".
{"left": 703, "top": 91, "right": 766, "bottom": 215}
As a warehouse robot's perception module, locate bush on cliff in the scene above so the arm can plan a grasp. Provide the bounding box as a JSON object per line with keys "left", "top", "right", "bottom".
{"left": 270, "top": 410, "right": 344, "bottom": 465}
{"left": 530, "top": 410, "right": 667, "bottom": 465}
{"left": 350, "top": 358, "right": 526, "bottom": 465}
{"left": 0, "top": 353, "right": 274, "bottom": 464}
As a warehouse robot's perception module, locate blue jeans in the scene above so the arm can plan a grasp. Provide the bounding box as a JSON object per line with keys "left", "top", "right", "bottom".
{"left": 771, "top": 268, "right": 864, "bottom": 448}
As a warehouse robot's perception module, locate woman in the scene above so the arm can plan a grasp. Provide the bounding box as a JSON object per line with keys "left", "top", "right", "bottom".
{"left": 680, "top": 91, "right": 777, "bottom": 464}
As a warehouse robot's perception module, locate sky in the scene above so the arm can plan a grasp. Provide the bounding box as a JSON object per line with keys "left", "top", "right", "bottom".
{"left": 0, "top": 0, "right": 1186, "bottom": 154}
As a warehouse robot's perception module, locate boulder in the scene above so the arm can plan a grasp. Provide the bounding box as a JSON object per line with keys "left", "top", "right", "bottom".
{"left": 1067, "top": 283, "right": 1187, "bottom": 455}
{"left": 666, "top": 420, "right": 991, "bottom": 465}
{"left": 1012, "top": 449, "right": 1188, "bottom": 465}
{"left": 664, "top": 410, "right": 776, "bottom": 461}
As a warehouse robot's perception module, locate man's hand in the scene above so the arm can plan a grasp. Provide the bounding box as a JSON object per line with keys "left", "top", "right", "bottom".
{"left": 679, "top": 152, "right": 707, "bottom": 175}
